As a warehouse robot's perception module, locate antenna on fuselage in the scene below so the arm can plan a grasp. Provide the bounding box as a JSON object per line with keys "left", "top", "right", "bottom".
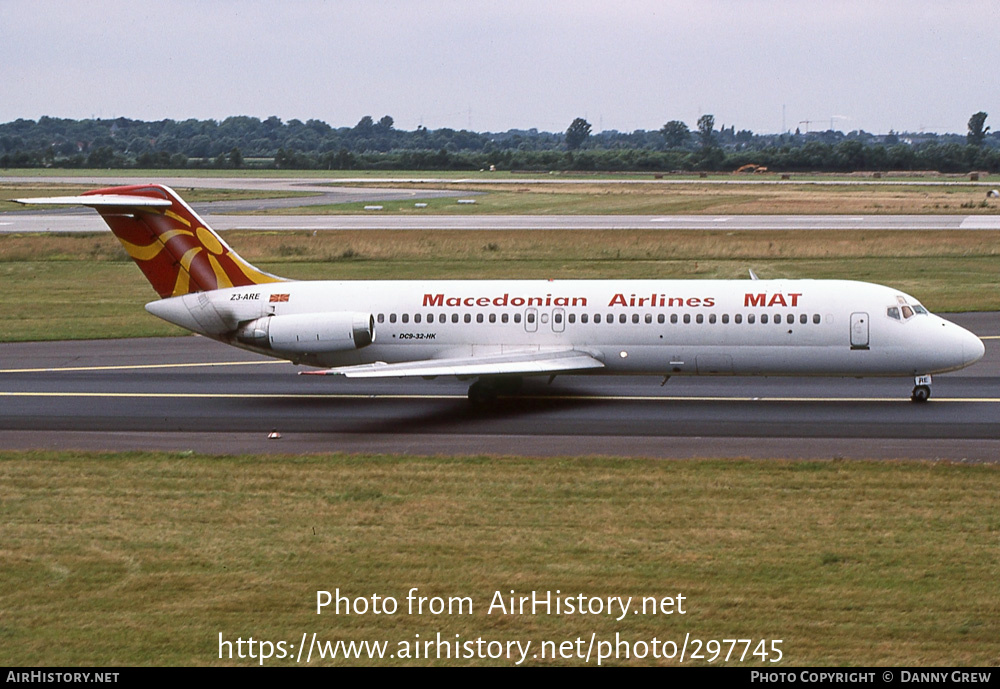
{"left": 748, "top": 269, "right": 760, "bottom": 281}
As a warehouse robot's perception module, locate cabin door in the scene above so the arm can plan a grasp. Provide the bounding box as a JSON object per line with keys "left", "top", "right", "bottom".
{"left": 850, "top": 312, "right": 869, "bottom": 350}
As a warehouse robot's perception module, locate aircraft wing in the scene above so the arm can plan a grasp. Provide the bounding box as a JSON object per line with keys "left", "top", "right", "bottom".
{"left": 300, "top": 348, "right": 604, "bottom": 379}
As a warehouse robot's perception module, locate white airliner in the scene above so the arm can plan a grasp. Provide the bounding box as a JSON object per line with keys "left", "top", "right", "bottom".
{"left": 15, "top": 184, "right": 984, "bottom": 402}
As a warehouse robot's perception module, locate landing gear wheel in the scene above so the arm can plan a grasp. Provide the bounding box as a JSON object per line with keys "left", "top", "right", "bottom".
{"left": 468, "top": 380, "right": 495, "bottom": 404}
{"left": 467, "top": 377, "right": 523, "bottom": 404}
{"left": 910, "top": 385, "right": 931, "bottom": 403}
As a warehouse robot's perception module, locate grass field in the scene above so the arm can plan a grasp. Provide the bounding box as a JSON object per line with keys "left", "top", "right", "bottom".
{"left": 250, "top": 181, "right": 1000, "bottom": 216}
{"left": 1, "top": 451, "right": 997, "bottom": 666}
{"left": 0, "top": 183, "right": 311, "bottom": 208}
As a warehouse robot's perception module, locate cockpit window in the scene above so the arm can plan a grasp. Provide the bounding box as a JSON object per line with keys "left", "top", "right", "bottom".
{"left": 890, "top": 296, "right": 928, "bottom": 321}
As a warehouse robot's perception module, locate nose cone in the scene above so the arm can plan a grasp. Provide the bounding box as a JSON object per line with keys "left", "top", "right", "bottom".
{"left": 925, "top": 317, "right": 986, "bottom": 373}
{"left": 962, "top": 328, "right": 986, "bottom": 367}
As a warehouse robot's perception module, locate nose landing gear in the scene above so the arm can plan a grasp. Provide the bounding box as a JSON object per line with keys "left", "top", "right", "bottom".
{"left": 910, "top": 374, "right": 932, "bottom": 403}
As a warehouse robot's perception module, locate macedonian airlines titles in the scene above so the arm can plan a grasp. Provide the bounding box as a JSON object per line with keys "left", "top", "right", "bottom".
{"left": 15, "top": 184, "right": 984, "bottom": 402}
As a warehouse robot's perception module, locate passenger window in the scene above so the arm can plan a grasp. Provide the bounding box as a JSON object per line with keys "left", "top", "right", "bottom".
{"left": 389, "top": 313, "right": 397, "bottom": 324}
{"left": 527, "top": 313, "right": 535, "bottom": 323}
{"left": 670, "top": 314, "right": 678, "bottom": 324}
{"left": 594, "top": 314, "right": 602, "bottom": 324}
{"left": 643, "top": 314, "right": 651, "bottom": 324}
{"left": 489, "top": 314, "right": 496, "bottom": 323}
{"left": 696, "top": 314, "right": 704, "bottom": 324}
{"left": 607, "top": 314, "right": 613, "bottom": 323}
{"left": 722, "top": 314, "right": 729, "bottom": 324}
{"left": 761, "top": 314, "right": 769, "bottom": 324}
{"left": 377, "top": 313, "right": 385, "bottom": 323}
{"left": 735, "top": 314, "right": 742, "bottom": 324}
{"left": 514, "top": 314, "right": 522, "bottom": 323}
{"left": 709, "top": 314, "right": 716, "bottom": 324}
{"left": 440, "top": 314, "right": 447, "bottom": 323}
{"left": 414, "top": 314, "right": 421, "bottom": 323}
{"left": 581, "top": 314, "right": 589, "bottom": 323}
{"left": 464, "top": 314, "right": 471, "bottom": 323}
{"left": 554, "top": 313, "right": 563, "bottom": 324}
{"left": 813, "top": 314, "right": 821, "bottom": 324}
{"left": 748, "top": 314, "right": 756, "bottom": 324}
{"left": 683, "top": 314, "right": 691, "bottom": 324}
{"left": 658, "top": 314, "right": 665, "bottom": 324}
{"left": 452, "top": 314, "right": 459, "bottom": 323}
{"left": 502, "top": 314, "right": 509, "bottom": 323}
{"left": 800, "top": 314, "right": 807, "bottom": 324}
{"left": 477, "top": 314, "right": 484, "bottom": 323}
{"left": 402, "top": 314, "right": 409, "bottom": 323}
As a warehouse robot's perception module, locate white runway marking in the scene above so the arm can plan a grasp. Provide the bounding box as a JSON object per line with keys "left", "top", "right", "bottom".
{"left": 959, "top": 216, "right": 1000, "bottom": 229}
{"left": 0, "top": 360, "right": 292, "bottom": 374}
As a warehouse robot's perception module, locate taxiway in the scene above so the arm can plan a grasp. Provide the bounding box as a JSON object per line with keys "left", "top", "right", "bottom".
{"left": 1, "top": 313, "right": 997, "bottom": 460}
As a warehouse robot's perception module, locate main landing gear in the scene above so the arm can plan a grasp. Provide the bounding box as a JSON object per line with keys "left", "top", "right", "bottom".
{"left": 468, "top": 376, "right": 523, "bottom": 404}
{"left": 910, "top": 374, "right": 932, "bottom": 403}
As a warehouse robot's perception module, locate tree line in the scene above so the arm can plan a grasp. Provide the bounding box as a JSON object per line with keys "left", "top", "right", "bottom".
{"left": 1, "top": 113, "right": 997, "bottom": 173}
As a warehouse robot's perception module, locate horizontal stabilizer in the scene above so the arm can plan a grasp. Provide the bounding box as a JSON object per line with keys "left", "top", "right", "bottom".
{"left": 13, "top": 195, "right": 173, "bottom": 208}
{"left": 300, "top": 349, "right": 604, "bottom": 379}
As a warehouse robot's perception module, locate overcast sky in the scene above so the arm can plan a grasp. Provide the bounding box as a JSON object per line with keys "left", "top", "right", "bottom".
{"left": 2, "top": 0, "right": 997, "bottom": 135}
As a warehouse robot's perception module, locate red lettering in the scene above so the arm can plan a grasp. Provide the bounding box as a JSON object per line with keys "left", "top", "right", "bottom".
{"left": 686, "top": 297, "right": 701, "bottom": 307}
{"left": 423, "top": 294, "right": 444, "bottom": 307}
{"left": 768, "top": 293, "right": 787, "bottom": 307}
{"left": 745, "top": 293, "right": 766, "bottom": 307}
{"left": 608, "top": 294, "right": 628, "bottom": 307}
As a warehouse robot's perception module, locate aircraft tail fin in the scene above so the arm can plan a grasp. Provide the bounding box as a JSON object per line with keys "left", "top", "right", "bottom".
{"left": 16, "top": 184, "right": 285, "bottom": 298}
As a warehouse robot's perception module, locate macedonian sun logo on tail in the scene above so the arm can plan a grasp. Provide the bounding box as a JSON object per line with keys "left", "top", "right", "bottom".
{"left": 84, "top": 184, "right": 285, "bottom": 298}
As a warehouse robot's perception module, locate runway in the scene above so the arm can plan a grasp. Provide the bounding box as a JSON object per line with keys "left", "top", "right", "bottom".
{"left": 1, "top": 313, "right": 997, "bottom": 461}
{"left": 4, "top": 174, "right": 999, "bottom": 232}
{"left": 6, "top": 211, "right": 1000, "bottom": 233}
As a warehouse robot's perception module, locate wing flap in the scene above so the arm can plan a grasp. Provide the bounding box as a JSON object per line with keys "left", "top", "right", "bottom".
{"left": 300, "top": 349, "right": 604, "bottom": 379}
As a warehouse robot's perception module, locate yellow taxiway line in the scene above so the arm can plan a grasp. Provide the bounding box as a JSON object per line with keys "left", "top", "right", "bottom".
{"left": 2, "top": 391, "right": 1000, "bottom": 403}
